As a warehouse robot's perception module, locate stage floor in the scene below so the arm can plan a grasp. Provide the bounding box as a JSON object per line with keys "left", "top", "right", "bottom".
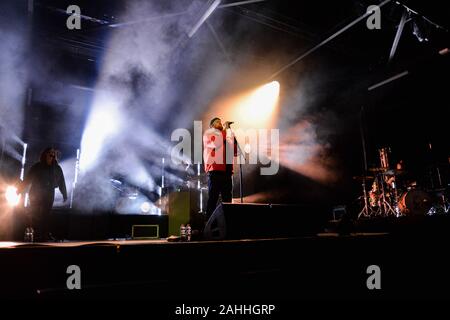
{"left": 0, "top": 239, "right": 168, "bottom": 248}
{"left": 1, "top": 230, "right": 449, "bottom": 300}
{"left": 0, "top": 232, "right": 389, "bottom": 249}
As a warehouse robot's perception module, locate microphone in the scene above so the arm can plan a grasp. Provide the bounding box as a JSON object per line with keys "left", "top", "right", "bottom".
{"left": 225, "top": 121, "right": 234, "bottom": 129}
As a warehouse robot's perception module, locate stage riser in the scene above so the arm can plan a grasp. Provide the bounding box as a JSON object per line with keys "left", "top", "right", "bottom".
{"left": 2, "top": 235, "right": 450, "bottom": 299}
{"left": 11, "top": 208, "right": 168, "bottom": 240}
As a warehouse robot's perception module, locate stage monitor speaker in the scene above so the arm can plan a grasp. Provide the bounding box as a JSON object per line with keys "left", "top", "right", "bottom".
{"left": 110, "top": 214, "right": 168, "bottom": 239}
{"left": 203, "top": 203, "right": 330, "bottom": 240}
{"left": 132, "top": 225, "right": 160, "bottom": 239}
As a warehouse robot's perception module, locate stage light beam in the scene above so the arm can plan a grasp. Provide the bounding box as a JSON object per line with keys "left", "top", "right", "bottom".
{"left": 188, "top": 0, "right": 221, "bottom": 38}
{"left": 241, "top": 81, "right": 279, "bottom": 126}
{"left": 80, "top": 95, "right": 123, "bottom": 171}
{"left": 203, "top": 81, "right": 280, "bottom": 131}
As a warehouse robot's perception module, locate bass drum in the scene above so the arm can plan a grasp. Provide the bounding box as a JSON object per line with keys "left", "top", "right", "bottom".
{"left": 398, "top": 190, "right": 432, "bottom": 215}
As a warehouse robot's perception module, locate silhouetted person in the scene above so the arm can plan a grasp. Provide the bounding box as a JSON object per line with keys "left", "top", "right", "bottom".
{"left": 203, "top": 117, "right": 237, "bottom": 219}
{"left": 19, "top": 147, "right": 67, "bottom": 241}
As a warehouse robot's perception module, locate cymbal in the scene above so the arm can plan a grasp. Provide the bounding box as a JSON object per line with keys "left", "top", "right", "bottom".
{"left": 353, "top": 175, "right": 374, "bottom": 181}
{"left": 384, "top": 169, "right": 406, "bottom": 175}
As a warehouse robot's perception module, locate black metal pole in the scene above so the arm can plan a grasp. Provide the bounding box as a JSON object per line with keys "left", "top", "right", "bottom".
{"left": 234, "top": 135, "right": 244, "bottom": 203}
{"left": 228, "top": 127, "right": 244, "bottom": 203}
{"left": 239, "top": 159, "right": 243, "bottom": 203}
{"left": 357, "top": 105, "right": 370, "bottom": 218}
{"left": 360, "top": 106, "right": 368, "bottom": 173}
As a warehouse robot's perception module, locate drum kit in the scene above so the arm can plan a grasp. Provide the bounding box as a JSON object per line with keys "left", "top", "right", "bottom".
{"left": 357, "top": 147, "right": 449, "bottom": 219}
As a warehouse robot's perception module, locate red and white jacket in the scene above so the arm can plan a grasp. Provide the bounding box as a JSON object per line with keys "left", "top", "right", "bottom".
{"left": 203, "top": 128, "right": 238, "bottom": 173}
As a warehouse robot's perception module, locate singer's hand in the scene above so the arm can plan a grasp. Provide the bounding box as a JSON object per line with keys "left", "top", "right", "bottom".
{"left": 224, "top": 121, "right": 232, "bottom": 129}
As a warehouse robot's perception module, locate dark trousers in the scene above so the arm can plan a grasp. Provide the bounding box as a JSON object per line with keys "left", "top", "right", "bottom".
{"left": 206, "top": 171, "right": 233, "bottom": 218}
{"left": 30, "top": 192, "right": 54, "bottom": 240}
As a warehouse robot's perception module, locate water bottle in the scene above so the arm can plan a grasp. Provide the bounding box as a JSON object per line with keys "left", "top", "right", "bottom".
{"left": 24, "top": 227, "right": 34, "bottom": 242}
{"left": 186, "top": 224, "right": 192, "bottom": 242}
{"left": 24, "top": 228, "right": 30, "bottom": 242}
{"left": 180, "top": 224, "right": 186, "bottom": 241}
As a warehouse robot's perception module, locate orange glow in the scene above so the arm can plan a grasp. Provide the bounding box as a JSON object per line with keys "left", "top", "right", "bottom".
{"left": 204, "top": 81, "right": 280, "bottom": 130}
{"left": 240, "top": 81, "right": 280, "bottom": 126}
{"left": 278, "top": 121, "right": 338, "bottom": 184}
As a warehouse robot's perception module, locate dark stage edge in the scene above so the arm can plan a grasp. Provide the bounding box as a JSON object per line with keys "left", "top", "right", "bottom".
{"left": 1, "top": 230, "right": 450, "bottom": 302}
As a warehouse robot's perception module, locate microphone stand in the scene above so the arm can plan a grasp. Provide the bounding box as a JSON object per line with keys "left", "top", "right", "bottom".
{"left": 227, "top": 125, "right": 244, "bottom": 203}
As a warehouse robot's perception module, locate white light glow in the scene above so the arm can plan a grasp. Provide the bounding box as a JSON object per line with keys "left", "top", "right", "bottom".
{"left": 80, "top": 94, "right": 123, "bottom": 171}
{"left": 241, "top": 81, "right": 279, "bottom": 124}
{"left": 5, "top": 186, "right": 21, "bottom": 207}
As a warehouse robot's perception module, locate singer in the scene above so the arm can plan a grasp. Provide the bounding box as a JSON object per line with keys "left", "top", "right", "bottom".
{"left": 203, "top": 117, "right": 237, "bottom": 218}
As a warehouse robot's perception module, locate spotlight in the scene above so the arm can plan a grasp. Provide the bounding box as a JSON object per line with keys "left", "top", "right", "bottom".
{"left": 239, "top": 81, "right": 280, "bottom": 127}
{"left": 5, "top": 186, "right": 21, "bottom": 207}
{"left": 140, "top": 201, "right": 151, "bottom": 213}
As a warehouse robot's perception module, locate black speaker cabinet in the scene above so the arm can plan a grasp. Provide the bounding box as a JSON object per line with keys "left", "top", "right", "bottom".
{"left": 203, "top": 203, "right": 330, "bottom": 240}
{"left": 110, "top": 214, "right": 168, "bottom": 239}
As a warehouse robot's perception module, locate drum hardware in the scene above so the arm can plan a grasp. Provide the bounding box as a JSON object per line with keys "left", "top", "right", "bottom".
{"left": 379, "top": 147, "right": 391, "bottom": 169}
{"left": 398, "top": 189, "right": 432, "bottom": 216}
{"left": 358, "top": 171, "right": 398, "bottom": 218}
{"left": 375, "top": 147, "right": 398, "bottom": 216}
{"left": 357, "top": 147, "right": 403, "bottom": 218}
{"left": 384, "top": 169, "right": 405, "bottom": 176}
{"left": 356, "top": 108, "right": 409, "bottom": 218}
{"left": 425, "top": 188, "right": 450, "bottom": 215}
{"left": 358, "top": 175, "right": 375, "bottom": 218}
{"left": 425, "top": 165, "right": 446, "bottom": 191}
{"left": 352, "top": 175, "right": 374, "bottom": 181}
{"left": 355, "top": 115, "right": 449, "bottom": 218}
{"left": 378, "top": 172, "right": 398, "bottom": 216}
{"left": 406, "top": 181, "right": 417, "bottom": 190}
{"left": 441, "top": 194, "right": 449, "bottom": 213}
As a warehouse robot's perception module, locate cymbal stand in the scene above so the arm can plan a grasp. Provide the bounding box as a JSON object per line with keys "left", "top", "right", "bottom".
{"left": 391, "top": 178, "right": 401, "bottom": 216}
{"left": 357, "top": 106, "right": 374, "bottom": 219}
{"left": 379, "top": 173, "right": 396, "bottom": 216}
{"left": 358, "top": 177, "right": 372, "bottom": 218}
{"left": 386, "top": 175, "right": 401, "bottom": 216}
{"left": 444, "top": 195, "right": 449, "bottom": 213}
{"left": 439, "top": 193, "right": 449, "bottom": 214}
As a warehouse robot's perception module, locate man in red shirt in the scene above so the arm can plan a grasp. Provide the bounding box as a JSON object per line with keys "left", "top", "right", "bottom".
{"left": 203, "top": 117, "right": 237, "bottom": 218}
